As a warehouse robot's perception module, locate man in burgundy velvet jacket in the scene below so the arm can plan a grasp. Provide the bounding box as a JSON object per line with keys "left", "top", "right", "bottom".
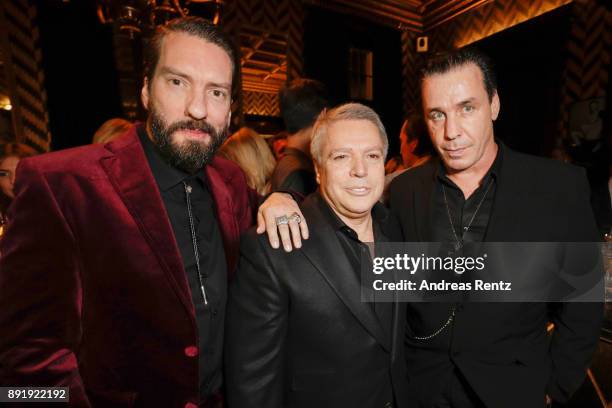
{"left": 0, "top": 17, "right": 302, "bottom": 408}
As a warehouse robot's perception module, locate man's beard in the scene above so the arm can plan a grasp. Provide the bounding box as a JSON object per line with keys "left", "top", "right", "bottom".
{"left": 148, "top": 107, "right": 228, "bottom": 174}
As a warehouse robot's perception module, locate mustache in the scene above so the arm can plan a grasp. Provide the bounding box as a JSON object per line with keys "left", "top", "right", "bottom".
{"left": 166, "top": 119, "right": 216, "bottom": 136}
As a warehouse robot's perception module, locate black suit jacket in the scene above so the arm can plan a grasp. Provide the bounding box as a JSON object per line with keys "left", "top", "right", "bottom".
{"left": 225, "top": 194, "right": 409, "bottom": 408}
{"left": 387, "top": 143, "right": 603, "bottom": 408}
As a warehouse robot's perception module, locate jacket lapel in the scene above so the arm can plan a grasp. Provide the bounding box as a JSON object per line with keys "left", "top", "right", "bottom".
{"left": 205, "top": 160, "right": 240, "bottom": 279}
{"left": 413, "top": 162, "right": 436, "bottom": 241}
{"left": 300, "top": 196, "right": 391, "bottom": 351}
{"left": 100, "top": 128, "right": 194, "bottom": 316}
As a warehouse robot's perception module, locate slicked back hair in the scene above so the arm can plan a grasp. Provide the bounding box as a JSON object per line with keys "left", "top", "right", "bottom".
{"left": 419, "top": 47, "right": 497, "bottom": 101}
{"left": 143, "top": 17, "right": 239, "bottom": 98}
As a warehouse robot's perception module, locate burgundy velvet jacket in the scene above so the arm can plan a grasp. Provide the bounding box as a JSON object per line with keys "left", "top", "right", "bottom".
{"left": 0, "top": 126, "right": 257, "bottom": 407}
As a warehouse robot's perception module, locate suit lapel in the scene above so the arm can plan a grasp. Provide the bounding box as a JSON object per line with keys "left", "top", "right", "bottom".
{"left": 300, "top": 197, "right": 391, "bottom": 351}
{"left": 413, "top": 162, "right": 436, "bottom": 241}
{"left": 100, "top": 129, "right": 194, "bottom": 316}
{"left": 205, "top": 161, "right": 240, "bottom": 279}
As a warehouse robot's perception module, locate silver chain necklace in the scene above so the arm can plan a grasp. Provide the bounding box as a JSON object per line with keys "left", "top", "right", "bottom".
{"left": 184, "top": 181, "right": 208, "bottom": 305}
{"left": 408, "top": 178, "right": 493, "bottom": 341}
{"left": 442, "top": 178, "right": 494, "bottom": 251}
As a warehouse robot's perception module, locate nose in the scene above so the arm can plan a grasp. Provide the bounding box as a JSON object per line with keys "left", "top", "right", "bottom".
{"left": 185, "top": 89, "right": 208, "bottom": 120}
{"left": 444, "top": 114, "right": 460, "bottom": 140}
{"left": 351, "top": 156, "right": 367, "bottom": 178}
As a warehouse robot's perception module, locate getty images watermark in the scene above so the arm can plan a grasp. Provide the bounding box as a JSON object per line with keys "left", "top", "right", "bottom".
{"left": 360, "top": 242, "right": 607, "bottom": 303}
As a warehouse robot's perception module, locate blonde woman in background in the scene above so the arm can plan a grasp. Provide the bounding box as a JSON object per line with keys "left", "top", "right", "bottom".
{"left": 218, "top": 127, "right": 277, "bottom": 195}
{"left": 92, "top": 118, "right": 132, "bottom": 144}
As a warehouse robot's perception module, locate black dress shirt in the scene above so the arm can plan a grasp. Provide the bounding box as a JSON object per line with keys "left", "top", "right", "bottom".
{"left": 432, "top": 147, "right": 502, "bottom": 246}
{"left": 139, "top": 126, "right": 226, "bottom": 401}
{"left": 314, "top": 192, "right": 393, "bottom": 338}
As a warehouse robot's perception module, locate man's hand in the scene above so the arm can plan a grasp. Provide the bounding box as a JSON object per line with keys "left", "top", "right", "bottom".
{"left": 257, "top": 192, "right": 309, "bottom": 252}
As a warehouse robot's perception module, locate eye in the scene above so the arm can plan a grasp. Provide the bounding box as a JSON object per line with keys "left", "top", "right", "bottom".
{"left": 462, "top": 104, "right": 475, "bottom": 113}
{"left": 169, "top": 78, "right": 183, "bottom": 87}
{"left": 368, "top": 153, "right": 381, "bottom": 160}
{"left": 0, "top": 170, "right": 9, "bottom": 177}
{"left": 429, "top": 111, "right": 445, "bottom": 121}
{"left": 333, "top": 154, "right": 348, "bottom": 161}
{"left": 210, "top": 89, "right": 228, "bottom": 100}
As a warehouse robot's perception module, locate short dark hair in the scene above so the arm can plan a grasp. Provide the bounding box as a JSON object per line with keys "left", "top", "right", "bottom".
{"left": 419, "top": 47, "right": 497, "bottom": 101}
{"left": 143, "top": 17, "right": 239, "bottom": 97}
{"left": 279, "top": 78, "right": 331, "bottom": 134}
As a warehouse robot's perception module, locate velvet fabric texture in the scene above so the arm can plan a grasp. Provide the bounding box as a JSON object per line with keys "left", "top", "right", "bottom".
{"left": 0, "top": 126, "right": 256, "bottom": 407}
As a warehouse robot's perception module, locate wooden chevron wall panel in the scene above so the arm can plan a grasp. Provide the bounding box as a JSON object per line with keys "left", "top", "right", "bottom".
{"left": 557, "top": 0, "right": 611, "bottom": 140}
{"left": 222, "top": 0, "right": 304, "bottom": 120}
{"left": 0, "top": 0, "right": 50, "bottom": 152}
{"left": 243, "top": 91, "right": 280, "bottom": 116}
{"left": 426, "top": 0, "right": 573, "bottom": 49}
{"left": 401, "top": 30, "right": 431, "bottom": 118}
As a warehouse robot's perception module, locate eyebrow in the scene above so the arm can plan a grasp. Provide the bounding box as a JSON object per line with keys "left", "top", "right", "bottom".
{"left": 158, "top": 66, "right": 231, "bottom": 91}
{"left": 159, "top": 66, "right": 192, "bottom": 82}
{"left": 426, "top": 97, "right": 477, "bottom": 113}
{"left": 457, "top": 98, "right": 477, "bottom": 106}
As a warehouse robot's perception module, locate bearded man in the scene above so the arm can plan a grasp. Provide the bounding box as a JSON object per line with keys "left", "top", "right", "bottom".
{"left": 0, "top": 17, "right": 302, "bottom": 408}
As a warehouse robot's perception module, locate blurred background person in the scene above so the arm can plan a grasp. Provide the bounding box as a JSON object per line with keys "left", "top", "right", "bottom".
{"left": 384, "top": 155, "right": 403, "bottom": 175}
{"left": 269, "top": 131, "right": 289, "bottom": 160}
{"left": 383, "top": 113, "right": 435, "bottom": 200}
{"left": 397, "top": 112, "right": 434, "bottom": 171}
{"left": 0, "top": 143, "right": 37, "bottom": 236}
{"left": 218, "top": 127, "right": 277, "bottom": 195}
{"left": 270, "top": 78, "right": 331, "bottom": 195}
{"left": 92, "top": 117, "right": 132, "bottom": 144}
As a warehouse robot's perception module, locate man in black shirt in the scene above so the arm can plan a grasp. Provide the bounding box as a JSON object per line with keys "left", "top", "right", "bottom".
{"left": 0, "top": 17, "right": 303, "bottom": 408}
{"left": 226, "top": 103, "right": 409, "bottom": 408}
{"left": 387, "top": 48, "right": 602, "bottom": 407}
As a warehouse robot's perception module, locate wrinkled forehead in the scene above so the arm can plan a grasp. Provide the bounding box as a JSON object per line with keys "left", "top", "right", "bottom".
{"left": 423, "top": 63, "right": 486, "bottom": 92}
{"left": 157, "top": 32, "right": 233, "bottom": 83}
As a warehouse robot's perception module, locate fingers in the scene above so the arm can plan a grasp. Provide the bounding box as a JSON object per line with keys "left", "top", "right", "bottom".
{"left": 263, "top": 210, "right": 280, "bottom": 249}
{"left": 297, "top": 209, "right": 309, "bottom": 240}
{"left": 277, "top": 223, "right": 293, "bottom": 252}
{"left": 256, "top": 209, "right": 265, "bottom": 234}
{"left": 287, "top": 218, "right": 302, "bottom": 249}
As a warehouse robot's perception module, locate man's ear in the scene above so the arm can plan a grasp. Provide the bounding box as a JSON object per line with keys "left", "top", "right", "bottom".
{"left": 315, "top": 165, "right": 321, "bottom": 185}
{"left": 491, "top": 90, "right": 500, "bottom": 121}
{"left": 141, "top": 77, "right": 150, "bottom": 110}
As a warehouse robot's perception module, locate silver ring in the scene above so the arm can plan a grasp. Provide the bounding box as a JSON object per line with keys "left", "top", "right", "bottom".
{"left": 288, "top": 212, "right": 301, "bottom": 224}
{"left": 275, "top": 215, "right": 289, "bottom": 226}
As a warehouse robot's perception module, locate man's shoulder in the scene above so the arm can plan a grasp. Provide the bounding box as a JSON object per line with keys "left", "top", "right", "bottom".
{"left": 389, "top": 160, "right": 436, "bottom": 193}
{"left": 20, "top": 127, "right": 139, "bottom": 175}
{"left": 20, "top": 143, "right": 112, "bottom": 175}
{"left": 504, "top": 148, "right": 586, "bottom": 187}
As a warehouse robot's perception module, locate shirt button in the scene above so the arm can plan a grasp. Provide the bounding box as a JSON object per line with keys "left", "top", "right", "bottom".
{"left": 184, "top": 346, "right": 199, "bottom": 357}
{"left": 184, "top": 402, "right": 198, "bottom": 408}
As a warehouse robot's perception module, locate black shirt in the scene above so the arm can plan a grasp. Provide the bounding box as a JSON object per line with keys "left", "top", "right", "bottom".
{"left": 139, "top": 126, "right": 226, "bottom": 401}
{"left": 432, "top": 146, "right": 502, "bottom": 247}
{"left": 313, "top": 192, "right": 393, "bottom": 338}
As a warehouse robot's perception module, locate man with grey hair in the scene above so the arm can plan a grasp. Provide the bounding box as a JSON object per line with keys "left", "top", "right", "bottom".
{"left": 226, "top": 103, "right": 408, "bottom": 408}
